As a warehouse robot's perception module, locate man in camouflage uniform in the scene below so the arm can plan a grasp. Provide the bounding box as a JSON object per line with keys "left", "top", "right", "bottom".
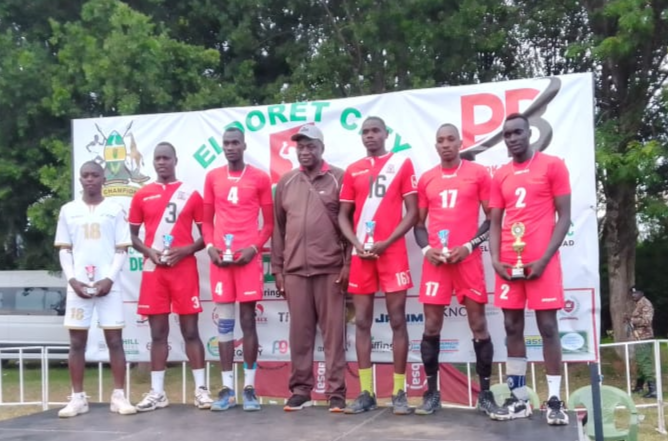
{"left": 625, "top": 287, "right": 656, "bottom": 398}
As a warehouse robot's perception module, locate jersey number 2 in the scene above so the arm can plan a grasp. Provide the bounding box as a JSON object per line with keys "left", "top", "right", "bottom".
{"left": 515, "top": 187, "right": 527, "bottom": 208}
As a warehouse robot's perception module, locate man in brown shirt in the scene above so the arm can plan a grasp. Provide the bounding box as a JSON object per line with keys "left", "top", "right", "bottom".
{"left": 271, "top": 124, "right": 349, "bottom": 412}
{"left": 625, "top": 286, "right": 656, "bottom": 398}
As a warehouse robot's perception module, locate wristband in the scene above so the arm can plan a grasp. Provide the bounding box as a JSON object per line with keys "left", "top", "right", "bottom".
{"left": 421, "top": 246, "right": 431, "bottom": 256}
{"left": 464, "top": 242, "right": 473, "bottom": 254}
{"left": 250, "top": 245, "right": 259, "bottom": 254}
{"left": 206, "top": 243, "right": 214, "bottom": 251}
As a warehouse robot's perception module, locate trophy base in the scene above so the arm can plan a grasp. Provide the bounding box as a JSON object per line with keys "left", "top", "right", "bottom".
{"left": 85, "top": 287, "right": 98, "bottom": 296}
{"left": 363, "top": 243, "right": 374, "bottom": 252}
{"left": 510, "top": 268, "right": 526, "bottom": 280}
{"left": 222, "top": 254, "right": 234, "bottom": 263}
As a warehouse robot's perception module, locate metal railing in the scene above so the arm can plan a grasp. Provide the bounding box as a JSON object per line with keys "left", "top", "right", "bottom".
{"left": 1, "top": 340, "right": 666, "bottom": 435}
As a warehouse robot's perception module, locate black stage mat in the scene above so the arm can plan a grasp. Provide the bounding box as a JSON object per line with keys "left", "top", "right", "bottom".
{"left": 0, "top": 404, "right": 582, "bottom": 441}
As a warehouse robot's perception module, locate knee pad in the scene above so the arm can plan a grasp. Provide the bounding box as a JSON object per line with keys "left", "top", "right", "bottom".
{"left": 217, "top": 303, "right": 236, "bottom": 343}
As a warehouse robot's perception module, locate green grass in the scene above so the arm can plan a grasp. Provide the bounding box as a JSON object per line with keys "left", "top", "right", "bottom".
{"left": 1, "top": 351, "right": 667, "bottom": 440}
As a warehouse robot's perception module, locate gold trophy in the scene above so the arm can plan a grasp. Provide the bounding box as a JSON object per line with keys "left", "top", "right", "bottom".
{"left": 510, "top": 223, "right": 526, "bottom": 279}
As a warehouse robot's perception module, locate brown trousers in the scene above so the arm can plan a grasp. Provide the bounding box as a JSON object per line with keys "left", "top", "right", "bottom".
{"left": 284, "top": 273, "right": 346, "bottom": 400}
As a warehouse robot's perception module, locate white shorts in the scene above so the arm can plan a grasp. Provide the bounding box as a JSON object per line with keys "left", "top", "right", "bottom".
{"left": 63, "top": 290, "right": 125, "bottom": 330}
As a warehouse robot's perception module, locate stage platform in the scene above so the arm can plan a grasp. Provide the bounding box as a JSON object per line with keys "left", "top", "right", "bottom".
{"left": 0, "top": 404, "right": 582, "bottom": 441}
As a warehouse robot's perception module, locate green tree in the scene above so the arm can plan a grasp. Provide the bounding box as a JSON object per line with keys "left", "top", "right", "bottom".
{"left": 23, "top": 0, "right": 238, "bottom": 268}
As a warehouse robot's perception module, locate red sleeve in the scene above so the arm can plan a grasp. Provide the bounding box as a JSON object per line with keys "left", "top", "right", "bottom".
{"left": 417, "top": 174, "right": 428, "bottom": 209}
{"left": 478, "top": 167, "right": 492, "bottom": 203}
{"left": 202, "top": 172, "right": 215, "bottom": 244}
{"left": 190, "top": 191, "right": 203, "bottom": 224}
{"left": 255, "top": 172, "right": 274, "bottom": 249}
{"left": 339, "top": 167, "right": 355, "bottom": 202}
{"left": 488, "top": 172, "right": 505, "bottom": 209}
{"left": 400, "top": 159, "right": 418, "bottom": 196}
{"left": 258, "top": 172, "right": 273, "bottom": 206}
{"left": 128, "top": 192, "right": 144, "bottom": 225}
{"left": 549, "top": 158, "right": 571, "bottom": 197}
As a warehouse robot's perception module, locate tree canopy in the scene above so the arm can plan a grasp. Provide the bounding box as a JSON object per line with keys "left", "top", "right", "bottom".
{"left": 1, "top": 0, "right": 666, "bottom": 338}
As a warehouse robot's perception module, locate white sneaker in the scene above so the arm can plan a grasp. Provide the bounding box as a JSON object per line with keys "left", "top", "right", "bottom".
{"left": 136, "top": 390, "right": 169, "bottom": 412}
{"left": 194, "top": 386, "right": 214, "bottom": 409}
{"left": 489, "top": 395, "right": 532, "bottom": 421}
{"left": 110, "top": 391, "right": 137, "bottom": 415}
{"left": 58, "top": 394, "right": 89, "bottom": 418}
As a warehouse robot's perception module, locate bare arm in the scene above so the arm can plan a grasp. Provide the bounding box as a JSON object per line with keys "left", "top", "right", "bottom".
{"left": 130, "top": 224, "right": 152, "bottom": 256}
{"left": 385, "top": 193, "right": 418, "bottom": 245}
{"left": 191, "top": 224, "right": 205, "bottom": 254}
{"left": 489, "top": 208, "right": 503, "bottom": 264}
{"left": 538, "top": 194, "right": 571, "bottom": 264}
{"left": 338, "top": 201, "right": 361, "bottom": 249}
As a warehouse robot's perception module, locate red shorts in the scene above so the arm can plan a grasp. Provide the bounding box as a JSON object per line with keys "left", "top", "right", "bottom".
{"left": 138, "top": 257, "right": 202, "bottom": 315}
{"left": 210, "top": 252, "right": 263, "bottom": 303}
{"left": 419, "top": 253, "right": 487, "bottom": 306}
{"left": 348, "top": 249, "right": 412, "bottom": 295}
{"left": 494, "top": 255, "right": 564, "bottom": 310}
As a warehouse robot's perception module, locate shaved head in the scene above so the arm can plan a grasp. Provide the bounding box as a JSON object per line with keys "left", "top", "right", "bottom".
{"left": 80, "top": 160, "right": 104, "bottom": 174}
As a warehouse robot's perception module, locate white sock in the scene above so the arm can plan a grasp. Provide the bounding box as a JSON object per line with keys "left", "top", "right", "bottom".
{"left": 112, "top": 389, "right": 125, "bottom": 397}
{"left": 244, "top": 366, "right": 256, "bottom": 388}
{"left": 73, "top": 391, "right": 86, "bottom": 399}
{"left": 547, "top": 375, "right": 562, "bottom": 399}
{"left": 222, "top": 371, "right": 234, "bottom": 390}
{"left": 192, "top": 368, "right": 205, "bottom": 390}
{"left": 151, "top": 371, "right": 166, "bottom": 394}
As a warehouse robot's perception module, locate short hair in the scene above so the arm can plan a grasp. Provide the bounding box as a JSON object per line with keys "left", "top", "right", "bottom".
{"left": 224, "top": 127, "right": 245, "bottom": 141}
{"left": 630, "top": 286, "right": 643, "bottom": 295}
{"left": 437, "top": 123, "right": 461, "bottom": 137}
{"left": 363, "top": 116, "right": 387, "bottom": 130}
{"left": 505, "top": 113, "right": 530, "bottom": 128}
{"left": 80, "top": 160, "right": 103, "bottom": 174}
{"left": 155, "top": 142, "right": 177, "bottom": 156}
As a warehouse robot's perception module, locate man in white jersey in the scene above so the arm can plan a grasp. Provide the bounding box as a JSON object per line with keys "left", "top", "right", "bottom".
{"left": 54, "top": 161, "right": 136, "bottom": 418}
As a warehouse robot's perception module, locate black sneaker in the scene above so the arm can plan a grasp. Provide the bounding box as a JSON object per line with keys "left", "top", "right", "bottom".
{"left": 392, "top": 389, "right": 411, "bottom": 415}
{"left": 476, "top": 390, "right": 499, "bottom": 416}
{"left": 344, "top": 391, "right": 377, "bottom": 414}
{"left": 415, "top": 390, "right": 441, "bottom": 415}
{"left": 328, "top": 396, "right": 346, "bottom": 413}
{"left": 283, "top": 394, "right": 312, "bottom": 412}
{"left": 489, "top": 395, "right": 532, "bottom": 421}
{"left": 545, "top": 396, "right": 569, "bottom": 425}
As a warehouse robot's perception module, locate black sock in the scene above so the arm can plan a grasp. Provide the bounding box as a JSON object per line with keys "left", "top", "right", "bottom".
{"left": 473, "top": 338, "right": 494, "bottom": 391}
{"left": 421, "top": 334, "right": 440, "bottom": 392}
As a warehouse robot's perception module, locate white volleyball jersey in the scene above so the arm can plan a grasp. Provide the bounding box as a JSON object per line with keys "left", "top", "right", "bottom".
{"left": 54, "top": 199, "right": 131, "bottom": 284}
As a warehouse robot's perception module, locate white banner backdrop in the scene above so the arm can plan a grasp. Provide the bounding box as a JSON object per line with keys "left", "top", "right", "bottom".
{"left": 72, "top": 73, "right": 599, "bottom": 363}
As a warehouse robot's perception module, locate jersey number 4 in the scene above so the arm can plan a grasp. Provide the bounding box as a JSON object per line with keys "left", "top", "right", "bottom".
{"left": 227, "top": 186, "right": 239, "bottom": 204}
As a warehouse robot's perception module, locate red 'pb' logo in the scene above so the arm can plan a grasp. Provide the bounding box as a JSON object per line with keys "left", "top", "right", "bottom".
{"left": 459, "top": 78, "right": 561, "bottom": 159}
{"left": 269, "top": 125, "right": 305, "bottom": 184}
